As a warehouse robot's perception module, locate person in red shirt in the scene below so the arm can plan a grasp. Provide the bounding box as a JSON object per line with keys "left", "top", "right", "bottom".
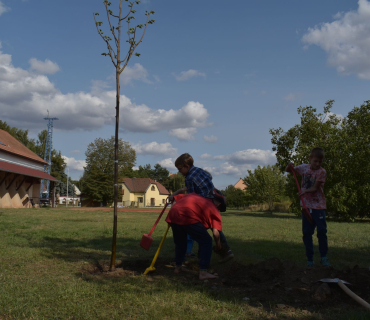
{"left": 166, "top": 193, "right": 222, "bottom": 280}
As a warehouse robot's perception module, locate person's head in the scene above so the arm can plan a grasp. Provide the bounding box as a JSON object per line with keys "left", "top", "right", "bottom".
{"left": 309, "top": 147, "right": 325, "bottom": 170}
{"left": 175, "top": 153, "right": 194, "bottom": 176}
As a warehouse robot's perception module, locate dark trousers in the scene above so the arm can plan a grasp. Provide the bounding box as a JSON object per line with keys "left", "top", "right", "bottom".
{"left": 187, "top": 230, "right": 230, "bottom": 255}
{"left": 302, "top": 209, "right": 328, "bottom": 261}
{"left": 171, "top": 223, "right": 213, "bottom": 270}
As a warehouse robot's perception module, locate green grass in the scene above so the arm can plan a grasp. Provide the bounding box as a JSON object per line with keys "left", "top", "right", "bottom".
{"left": 0, "top": 208, "right": 369, "bottom": 320}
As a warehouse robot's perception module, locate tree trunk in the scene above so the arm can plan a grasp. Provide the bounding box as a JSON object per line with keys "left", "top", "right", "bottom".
{"left": 110, "top": 66, "right": 120, "bottom": 272}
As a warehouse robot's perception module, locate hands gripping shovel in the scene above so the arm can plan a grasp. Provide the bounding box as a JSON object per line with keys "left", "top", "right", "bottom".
{"left": 289, "top": 163, "right": 313, "bottom": 225}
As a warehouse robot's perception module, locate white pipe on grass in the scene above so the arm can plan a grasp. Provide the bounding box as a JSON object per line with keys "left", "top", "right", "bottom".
{"left": 338, "top": 280, "right": 370, "bottom": 310}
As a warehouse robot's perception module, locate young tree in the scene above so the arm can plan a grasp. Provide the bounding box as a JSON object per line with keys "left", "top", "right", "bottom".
{"left": 83, "top": 136, "right": 136, "bottom": 205}
{"left": 94, "top": 0, "right": 155, "bottom": 270}
{"left": 243, "top": 165, "right": 286, "bottom": 212}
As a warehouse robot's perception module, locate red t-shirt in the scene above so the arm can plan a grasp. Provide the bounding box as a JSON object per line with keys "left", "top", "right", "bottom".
{"left": 165, "top": 193, "right": 222, "bottom": 231}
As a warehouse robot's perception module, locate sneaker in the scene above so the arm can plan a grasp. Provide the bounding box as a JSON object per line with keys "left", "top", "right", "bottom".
{"left": 306, "top": 260, "right": 315, "bottom": 267}
{"left": 320, "top": 257, "right": 331, "bottom": 267}
{"left": 218, "top": 250, "right": 234, "bottom": 263}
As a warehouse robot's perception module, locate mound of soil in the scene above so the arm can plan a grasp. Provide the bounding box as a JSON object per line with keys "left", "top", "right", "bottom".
{"left": 81, "top": 257, "right": 370, "bottom": 312}
{"left": 219, "top": 258, "right": 370, "bottom": 309}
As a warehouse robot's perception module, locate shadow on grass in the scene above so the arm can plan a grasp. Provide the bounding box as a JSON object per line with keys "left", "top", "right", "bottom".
{"left": 224, "top": 211, "right": 300, "bottom": 220}
{"left": 19, "top": 232, "right": 370, "bottom": 319}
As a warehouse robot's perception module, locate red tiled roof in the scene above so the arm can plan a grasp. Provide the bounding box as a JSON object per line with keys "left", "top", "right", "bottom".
{"left": 0, "top": 160, "right": 58, "bottom": 181}
{"left": 0, "top": 129, "right": 47, "bottom": 165}
{"left": 121, "top": 178, "right": 170, "bottom": 195}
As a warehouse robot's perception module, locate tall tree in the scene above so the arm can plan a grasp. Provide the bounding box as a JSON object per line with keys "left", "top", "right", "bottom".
{"left": 167, "top": 172, "right": 185, "bottom": 194}
{"left": 222, "top": 185, "right": 249, "bottom": 209}
{"left": 94, "top": 0, "right": 155, "bottom": 270}
{"left": 270, "top": 100, "right": 370, "bottom": 220}
{"left": 83, "top": 136, "right": 136, "bottom": 206}
{"left": 243, "top": 165, "right": 286, "bottom": 212}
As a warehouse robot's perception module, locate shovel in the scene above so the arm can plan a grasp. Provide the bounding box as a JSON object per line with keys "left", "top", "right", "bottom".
{"left": 289, "top": 163, "right": 313, "bottom": 225}
{"left": 144, "top": 224, "right": 170, "bottom": 275}
{"left": 320, "top": 278, "right": 370, "bottom": 310}
{"left": 140, "top": 201, "right": 169, "bottom": 251}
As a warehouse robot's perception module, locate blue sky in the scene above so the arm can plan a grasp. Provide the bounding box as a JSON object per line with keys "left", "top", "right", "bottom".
{"left": 1, "top": 0, "right": 369, "bottom": 188}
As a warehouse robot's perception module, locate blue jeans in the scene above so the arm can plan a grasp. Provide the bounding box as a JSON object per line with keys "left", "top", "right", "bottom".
{"left": 186, "top": 234, "right": 194, "bottom": 254}
{"left": 187, "top": 230, "right": 230, "bottom": 257}
{"left": 171, "top": 223, "right": 213, "bottom": 270}
{"left": 302, "top": 209, "right": 328, "bottom": 261}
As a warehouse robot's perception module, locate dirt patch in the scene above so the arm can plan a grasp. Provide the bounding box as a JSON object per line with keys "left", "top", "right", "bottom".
{"left": 219, "top": 258, "right": 370, "bottom": 310}
{"left": 80, "top": 257, "right": 370, "bottom": 312}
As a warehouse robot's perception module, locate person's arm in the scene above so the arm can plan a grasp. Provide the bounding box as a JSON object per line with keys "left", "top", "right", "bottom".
{"left": 168, "top": 187, "right": 187, "bottom": 202}
{"left": 285, "top": 162, "right": 294, "bottom": 173}
{"left": 299, "top": 181, "right": 323, "bottom": 196}
{"left": 212, "top": 228, "right": 221, "bottom": 250}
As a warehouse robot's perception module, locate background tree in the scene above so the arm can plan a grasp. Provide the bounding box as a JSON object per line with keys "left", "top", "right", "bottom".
{"left": 270, "top": 100, "right": 370, "bottom": 220}
{"left": 166, "top": 172, "right": 185, "bottom": 194}
{"left": 94, "top": 0, "right": 155, "bottom": 270}
{"left": 83, "top": 136, "right": 136, "bottom": 205}
{"left": 222, "top": 185, "right": 249, "bottom": 209}
{"left": 243, "top": 165, "right": 286, "bottom": 212}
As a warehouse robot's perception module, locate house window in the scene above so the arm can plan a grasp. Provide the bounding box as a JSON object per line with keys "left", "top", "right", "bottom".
{"left": 151, "top": 198, "right": 155, "bottom": 206}
{"left": 121, "top": 189, "right": 124, "bottom": 195}
{"left": 138, "top": 197, "right": 143, "bottom": 203}
{"left": 162, "top": 199, "right": 165, "bottom": 204}
{"left": 151, "top": 185, "right": 155, "bottom": 191}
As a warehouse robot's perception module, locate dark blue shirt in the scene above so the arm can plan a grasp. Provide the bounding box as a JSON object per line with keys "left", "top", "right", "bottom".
{"left": 185, "top": 166, "right": 214, "bottom": 199}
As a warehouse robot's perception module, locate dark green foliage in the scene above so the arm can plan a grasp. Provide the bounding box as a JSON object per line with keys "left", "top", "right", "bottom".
{"left": 83, "top": 136, "right": 136, "bottom": 205}
{"left": 166, "top": 172, "right": 185, "bottom": 193}
{"left": 222, "top": 185, "right": 249, "bottom": 209}
{"left": 270, "top": 100, "right": 370, "bottom": 220}
{"left": 244, "top": 165, "right": 287, "bottom": 212}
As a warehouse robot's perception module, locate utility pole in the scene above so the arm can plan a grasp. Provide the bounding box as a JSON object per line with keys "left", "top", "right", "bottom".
{"left": 66, "top": 168, "right": 69, "bottom": 208}
{"left": 40, "top": 111, "right": 59, "bottom": 202}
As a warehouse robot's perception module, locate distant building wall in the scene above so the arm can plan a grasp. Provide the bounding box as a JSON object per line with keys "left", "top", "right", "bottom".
{"left": 234, "top": 178, "right": 247, "bottom": 191}
{"left": 0, "top": 172, "right": 40, "bottom": 208}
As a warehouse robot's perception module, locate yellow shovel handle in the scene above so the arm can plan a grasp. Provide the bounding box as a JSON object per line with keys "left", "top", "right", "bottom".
{"left": 144, "top": 224, "right": 170, "bottom": 275}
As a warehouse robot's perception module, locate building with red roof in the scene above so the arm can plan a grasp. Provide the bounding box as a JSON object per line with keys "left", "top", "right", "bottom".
{"left": 119, "top": 177, "right": 170, "bottom": 207}
{"left": 0, "top": 129, "right": 58, "bottom": 208}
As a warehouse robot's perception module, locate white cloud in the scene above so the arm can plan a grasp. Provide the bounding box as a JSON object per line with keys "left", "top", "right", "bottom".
{"left": 133, "top": 141, "right": 177, "bottom": 156}
{"left": 0, "top": 1, "right": 10, "bottom": 16}
{"left": 0, "top": 50, "right": 211, "bottom": 138}
{"left": 29, "top": 58, "right": 60, "bottom": 74}
{"left": 214, "top": 149, "right": 276, "bottom": 166}
{"left": 302, "top": 0, "right": 370, "bottom": 79}
{"left": 62, "top": 156, "right": 86, "bottom": 171}
{"left": 120, "top": 63, "right": 153, "bottom": 85}
{"left": 173, "top": 69, "right": 206, "bottom": 81}
{"left": 199, "top": 153, "right": 212, "bottom": 159}
{"left": 203, "top": 135, "right": 218, "bottom": 143}
{"left": 169, "top": 127, "right": 197, "bottom": 141}
{"left": 204, "top": 162, "right": 253, "bottom": 176}
{"left": 157, "top": 158, "right": 177, "bottom": 170}
{"left": 284, "top": 93, "right": 302, "bottom": 101}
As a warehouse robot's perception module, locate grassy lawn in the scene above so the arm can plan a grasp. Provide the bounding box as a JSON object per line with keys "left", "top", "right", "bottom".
{"left": 0, "top": 208, "right": 369, "bottom": 320}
